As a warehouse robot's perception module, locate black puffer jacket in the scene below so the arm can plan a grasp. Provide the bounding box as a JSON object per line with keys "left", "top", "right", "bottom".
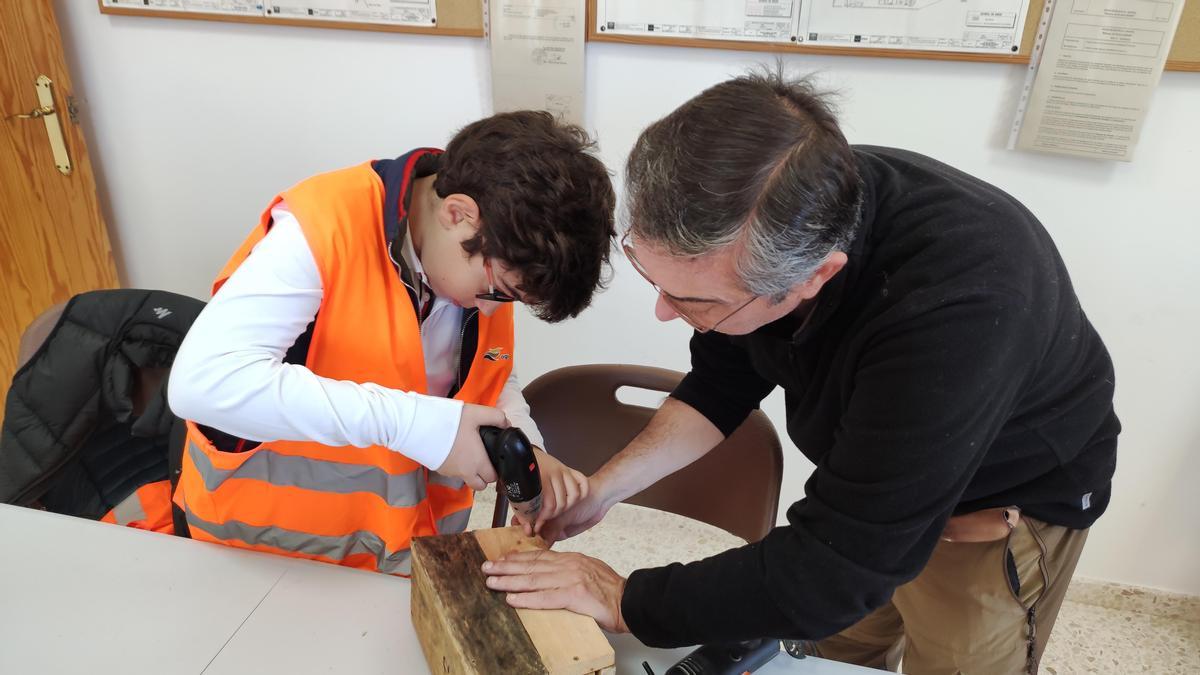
{"left": 1, "top": 289, "right": 204, "bottom": 520}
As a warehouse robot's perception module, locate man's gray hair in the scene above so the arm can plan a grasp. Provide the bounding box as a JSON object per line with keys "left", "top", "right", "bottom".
{"left": 625, "top": 68, "right": 862, "bottom": 301}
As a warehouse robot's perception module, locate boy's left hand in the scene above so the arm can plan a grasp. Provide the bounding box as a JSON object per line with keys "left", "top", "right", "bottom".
{"left": 515, "top": 448, "right": 588, "bottom": 534}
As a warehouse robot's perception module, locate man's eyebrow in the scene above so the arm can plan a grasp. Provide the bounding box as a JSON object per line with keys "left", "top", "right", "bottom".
{"left": 662, "top": 291, "right": 723, "bottom": 304}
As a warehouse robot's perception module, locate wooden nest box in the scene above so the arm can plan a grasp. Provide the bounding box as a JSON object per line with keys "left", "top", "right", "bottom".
{"left": 410, "top": 527, "right": 615, "bottom": 674}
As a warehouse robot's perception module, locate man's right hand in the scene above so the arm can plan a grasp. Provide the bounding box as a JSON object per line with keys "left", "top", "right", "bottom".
{"left": 437, "top": 403, "right": 508, "bottom": 491}
{"left": 518, "top": 475, "right": 616, "bottom": 544}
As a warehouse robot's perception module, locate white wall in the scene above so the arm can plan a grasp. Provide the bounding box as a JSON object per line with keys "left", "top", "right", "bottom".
{"left": 56, "top": 3, "right": 1200, "bottom": 595}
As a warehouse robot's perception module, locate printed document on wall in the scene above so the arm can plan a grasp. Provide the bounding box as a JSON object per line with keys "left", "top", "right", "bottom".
{"left": 596, "top": 0, "right": 802, "bottom": 43}
{"left": 1015, "top": 0, "right": 1186, "bottom": 160}
{"left": 804, "top": 0, "right": 1031, "bottom": 52}
{"left": 264, "top": 0, "right": 435, "bottom": 26}
{"left": 490, "top": 0, "right": 586, "bottom": 125}
{"left": 102, "top": 0, "right": 264, "bottom": 15}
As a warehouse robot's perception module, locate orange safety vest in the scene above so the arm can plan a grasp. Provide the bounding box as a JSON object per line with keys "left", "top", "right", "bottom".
{"left": 101, "top": 479, "right": 175, "bottom": 534}
{"left": 173, "top": 157, "right": 514, "bottom": 574}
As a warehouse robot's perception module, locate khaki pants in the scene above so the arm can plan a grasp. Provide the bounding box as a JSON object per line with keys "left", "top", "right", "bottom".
{"left": 813, "top": 516, "right": 1088, "bottom": 674}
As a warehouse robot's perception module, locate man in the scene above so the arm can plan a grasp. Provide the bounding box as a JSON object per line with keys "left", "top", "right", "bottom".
{"left": 482, "top": 72, "right": 1119, "bottom": 673}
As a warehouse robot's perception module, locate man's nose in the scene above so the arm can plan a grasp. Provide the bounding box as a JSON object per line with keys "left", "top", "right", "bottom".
{"left": 654, "top": 294, "right": 680, "bottom": 323}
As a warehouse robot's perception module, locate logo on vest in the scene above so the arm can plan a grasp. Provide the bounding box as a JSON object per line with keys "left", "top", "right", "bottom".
{"left": 152, "top": 307, "right": 172, "bottom": 320}
{"left": 483, "top": 347, "right": 511, "bottom": 362}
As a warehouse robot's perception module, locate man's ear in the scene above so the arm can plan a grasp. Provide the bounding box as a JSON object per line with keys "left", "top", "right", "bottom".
{"left": 796, "top": 251, "right": 848, "bottom": 301}
{"left": 439, "top": 193, "right": 481, "bottom": 233}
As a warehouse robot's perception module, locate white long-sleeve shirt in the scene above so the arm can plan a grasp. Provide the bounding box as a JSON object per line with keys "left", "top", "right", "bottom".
{"left": 169, "top": 204, "right": 543, "bottom": 471}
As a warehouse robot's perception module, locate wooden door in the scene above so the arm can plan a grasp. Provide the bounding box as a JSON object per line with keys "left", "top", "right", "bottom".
{"left": 1, "top": 0, "right": 118, "bottom": 423}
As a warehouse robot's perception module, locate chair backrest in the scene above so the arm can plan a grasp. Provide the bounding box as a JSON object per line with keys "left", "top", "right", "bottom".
{"left": 16, "top": 302, "right": 67, "bottom": 372}
{"left": 524, "top": 364, "right": 783, "bottom": 543}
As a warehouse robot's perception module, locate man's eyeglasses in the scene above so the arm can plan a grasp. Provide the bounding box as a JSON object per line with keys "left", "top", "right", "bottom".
{"left": 476, "top": 258, "right": 517, "bottom": 303}
{"left": 621, "top": 232, "right": 757, "bottom": 334}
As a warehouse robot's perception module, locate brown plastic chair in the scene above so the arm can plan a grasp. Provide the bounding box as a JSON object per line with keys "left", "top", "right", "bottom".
{"left": 16, "top": 302, "right": 68, "bottom": 372}
{"left": 522, "top": 364, "right": 784, "bottom": 543}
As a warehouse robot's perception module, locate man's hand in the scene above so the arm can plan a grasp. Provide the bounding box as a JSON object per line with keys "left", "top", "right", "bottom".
{"left": 513, "top": 449, "right": 588, "bottom": 532}
{"left": 481, "top": 550, "right": 629, "bottom": 634}
{"left": 516, "top": 474, "right": 615, "bottom": 543}
{"left": 436, "top": 403, "right": 507, "bottom": 491}
{"left": 517, "top": 398, "right": 722, "bottom": 542}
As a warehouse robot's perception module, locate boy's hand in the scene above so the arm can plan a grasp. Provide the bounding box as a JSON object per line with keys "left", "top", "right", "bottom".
{"left": 437, "top": 404, "right": 507, "bottom": 491}
{"left": 513, "top": 449, "right": 588, "bottom": 533}
{"left": 521, "top": 475, "right": 614, "bottom": 544}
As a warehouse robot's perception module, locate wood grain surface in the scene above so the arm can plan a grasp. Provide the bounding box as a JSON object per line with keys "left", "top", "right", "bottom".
{"left": 411, "top": 527, "right": 615, "bottom": 674}
{"left": 411, "top": 532, "right": 548, "bottom": 674}
{"left": 1, "top": 0, "right": 119, "bottom": 425}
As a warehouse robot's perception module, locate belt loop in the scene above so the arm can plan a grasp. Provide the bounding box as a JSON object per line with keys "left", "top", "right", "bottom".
{"left": 1004, "top": 506, "right": 1021, "bottom": 531}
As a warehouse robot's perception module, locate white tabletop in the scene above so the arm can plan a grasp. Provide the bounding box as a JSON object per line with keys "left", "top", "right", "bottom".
{"left": 0, "top": 497, "right": 871, "bottom": 674}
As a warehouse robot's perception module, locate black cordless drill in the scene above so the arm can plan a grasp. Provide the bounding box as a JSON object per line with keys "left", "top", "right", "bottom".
{"left": 479, "top": 426, "right": 542, "bottom": 521}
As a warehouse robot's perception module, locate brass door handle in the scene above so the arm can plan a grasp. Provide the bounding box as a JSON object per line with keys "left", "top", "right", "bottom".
{"left": 5, "top": 76, "right": 72, "bottom": 175}
{"left": 7, "top": 105, "right": 56, "bottom": 120}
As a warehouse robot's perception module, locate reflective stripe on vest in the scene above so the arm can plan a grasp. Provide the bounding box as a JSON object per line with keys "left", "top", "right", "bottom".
{"left": 428, "top": 472, "right": 466, "bottom": 490}
{"left": 184, "top": 503, "right": 413, "bottom": 575}
{"left": 101, "top": 480, "right": 175, "bottom": 534}
{"left": 182, "top": 503, "right": 474, "bottom": 576}
{"left": 186, "top": 440, "right": 427, "bottom": 509}
{"left": 111, "top": 491, "right": 148, "bottom": 526}
{"left": 436, "top": 506, "right": 472, "bottom": 534}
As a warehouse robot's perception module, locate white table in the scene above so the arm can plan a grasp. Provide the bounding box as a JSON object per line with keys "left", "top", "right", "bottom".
{"left": 0, "top": 498, "right": 871, "bottom": 674}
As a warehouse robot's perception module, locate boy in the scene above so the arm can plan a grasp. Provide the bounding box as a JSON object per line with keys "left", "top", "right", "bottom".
{"left": 169, "top": 111, "right": 615, "bottom": 574}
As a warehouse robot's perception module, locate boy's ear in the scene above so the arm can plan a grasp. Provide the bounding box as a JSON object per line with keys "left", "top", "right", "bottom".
{"left": 439, "top": 193, "right": 482, "bottom": 233}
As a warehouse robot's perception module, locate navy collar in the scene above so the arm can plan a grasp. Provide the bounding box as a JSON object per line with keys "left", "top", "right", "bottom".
{"left": 375, "top": 148, "right": 443, "bottom": 246}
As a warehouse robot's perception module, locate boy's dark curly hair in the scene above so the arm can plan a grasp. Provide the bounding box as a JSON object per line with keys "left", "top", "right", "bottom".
{"left": 434, "top": 111, "right": 616, "bottom": 322}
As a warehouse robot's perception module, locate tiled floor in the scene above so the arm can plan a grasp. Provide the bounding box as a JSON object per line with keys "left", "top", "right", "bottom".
{"left": 1041, "top": 585, "right": 1200, "bottom": 674}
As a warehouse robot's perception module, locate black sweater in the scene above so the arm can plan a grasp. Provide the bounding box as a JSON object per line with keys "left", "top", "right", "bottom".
{"left": 621, "top": 146, "right": 1119, "bottom": 647}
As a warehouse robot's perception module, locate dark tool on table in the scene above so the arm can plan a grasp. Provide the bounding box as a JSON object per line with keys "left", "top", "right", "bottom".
{"left": 481, "top": 426, "right": 542, "bottom": 528}
{"left": 653, "top": 638, "right": 781, "bottom": 675}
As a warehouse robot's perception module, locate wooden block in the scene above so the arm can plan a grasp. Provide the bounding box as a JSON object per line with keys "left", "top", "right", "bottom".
{"left": 411, "top": 527, "right": 615, "bottom": 675}
{"left": 473, "top": 529, "right": 615, "bottom": 674}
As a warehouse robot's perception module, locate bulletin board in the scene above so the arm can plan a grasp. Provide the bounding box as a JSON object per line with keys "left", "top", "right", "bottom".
{"left": 97, "top": 0, "right": 484, "bottom": 38}
{"left": 587, "top": 0, "right": 1200, "bottom": 72}
{"left": 97, "top": 0, "right": 1198, "bottom": 71}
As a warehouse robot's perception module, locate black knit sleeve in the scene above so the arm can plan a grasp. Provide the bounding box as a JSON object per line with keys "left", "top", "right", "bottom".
{"left": 670, "top": 331, "right": 777, "bottom": 437}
